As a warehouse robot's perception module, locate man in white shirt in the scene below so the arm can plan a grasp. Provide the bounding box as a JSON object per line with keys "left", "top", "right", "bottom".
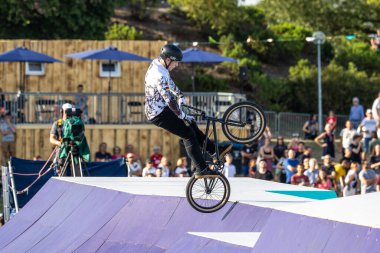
{"left": 372, "top": 92, "right": 380, "bottom": 125}
{"left": 359, "top": 109, "right": 377, "bottom": 155}
{"left": 340, "top": 120, "right": 356, "bottom": 156}
{"left": 223, "top": 153, "right": 236, "bottom": 177}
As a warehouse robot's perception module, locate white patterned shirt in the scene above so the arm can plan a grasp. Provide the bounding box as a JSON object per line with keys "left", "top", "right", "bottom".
{"left": 144, "top": 58, "right": 183, "bottom": 120}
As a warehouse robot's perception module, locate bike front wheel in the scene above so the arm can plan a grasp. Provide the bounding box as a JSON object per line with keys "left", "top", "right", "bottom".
{"left": 222, "top": 101, "right": 266, "bottom": 144}
{"left": 186, "top": 173, "right": 230, "bottom": 213}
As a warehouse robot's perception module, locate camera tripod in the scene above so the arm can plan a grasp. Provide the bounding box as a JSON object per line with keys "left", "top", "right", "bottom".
{"left": 58, "top": 142, "right": 89, "bottom": 177}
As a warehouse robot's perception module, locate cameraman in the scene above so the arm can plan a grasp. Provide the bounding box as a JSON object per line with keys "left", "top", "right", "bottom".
{"left": 49, "top": 103, "right": 72, "bottom": 174}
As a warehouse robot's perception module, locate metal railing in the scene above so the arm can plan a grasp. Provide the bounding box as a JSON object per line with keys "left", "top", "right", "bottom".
{"left": 0, "top": 92, "right": 247, "bottom": 124}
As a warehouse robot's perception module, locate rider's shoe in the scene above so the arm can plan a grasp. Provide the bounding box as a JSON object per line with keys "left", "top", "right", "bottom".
{"left": 194, "top": 167, "right": 219, "bottom": 179}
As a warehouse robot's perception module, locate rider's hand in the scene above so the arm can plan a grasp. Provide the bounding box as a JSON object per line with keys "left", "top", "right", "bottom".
{"left": 180, "top": 111, "right": 195, "bottom": 123}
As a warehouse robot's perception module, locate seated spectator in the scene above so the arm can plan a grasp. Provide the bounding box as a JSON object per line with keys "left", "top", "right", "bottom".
{"left": 291, "top": 164, "right": 309, "bottom": 186}
{"left": 370, "top": 144, "right": 380, "bottom": 174}
{"left": 349, "top": 134, "right": 363, "bottom": 164}
{"left": 315, "top": 169, "right": 332, "bottom": 190}
{"left": 302, "top": 114, "right": 318, "bottom": 140}
{"left": 297, "top": 146, "right": 312, "bottom": 162}
{"left": 377, "top": 176, "right": 380, "bottom": 192}
{"left": 157, "top": 156, "right": 170, "bottom": 177}
{"left": 369, "top": 131, "right": 380, "bottom": 155}
{"left": 223, "top": 153, "right": 236, "bottom": 177}
{"left": 126, "top": 153, "right": 142, "bottom": 177}
{"left": 259, "top": 138, "right": 274, "bottom": 172}
{"left": 150, "top": 145, "right": 163, "bottom": 168}
{"left": 334, "top": 159, "right": 350, "bottom": 195}
{"left": 359, "top": 160, "right": 377, "bottom": 194}
{"left": 349, "top": 97, "right": 364, "bottom": 130}
{"left": 343, "top": 148, "right": 352, "bottom": 161}
{"left": 321, "top": 155, "right": 336, "bottom": 188}
{"left": 275, "top": 149, "right": 289, "bottom": 183}
{"left": 283, "top": 149, "right": 299, "bottom": 184}
{"left": 340, "top": 120, "right": 356, "bottom": 156}
{"left": 111, "top": 146, "right": 123, "bottom": 160}
{"left": 302, "top": 157, "right": 310, "bottom": 171}
{"left": 254, "top": 159, "right": 273, "bottom": 181}
{"left": 155, "top": 167, "right": 163, "bottom": 177}
{"left": 174, "top": 157, "right": 189, "bottom": 177}
{"left": 1, "top": 111, "right": 16, "bottom": 165}
{"left": 95, "top": 142, "right": 112, "bottom": 162}
{"left": 124, "top": 144, "right": 140, "bottom": 161}
{"left": 33, "top": 155, "right": 42, "bottom": 161}
{"left": 248, "top": 158, "right": 257, "bottom": 178}
{"left": 273, "top": 136, "right": 287, "bottom": 164}
{"left": 142, "top": 159, "right": 156, "bottom": 177}
{"left": 343, "top": 162, "right": 359, "bottom": 196}
{"left": 304, "top": 158, "right": 319, "bottom": 186}
{"left": 241, "top": 142, "right": 258, "bottom": 176}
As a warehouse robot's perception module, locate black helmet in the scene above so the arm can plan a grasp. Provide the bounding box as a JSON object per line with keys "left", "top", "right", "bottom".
{"left": 160, "top": 44, "right": 182, "bottom": 61}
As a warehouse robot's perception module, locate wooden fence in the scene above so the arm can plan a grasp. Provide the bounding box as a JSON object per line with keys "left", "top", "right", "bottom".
{"left": 1, "top": 124, "right": 228, "bottom": 167}
{"left": 0, "top": 40, "right": 164, "bottom": 93}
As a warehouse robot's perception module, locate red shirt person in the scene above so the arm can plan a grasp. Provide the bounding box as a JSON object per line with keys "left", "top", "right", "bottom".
{"left": 326, "top": 110, "right": 337, "bottom": 132}
{"left": 150, "top": 145, "right": 163, "bottom": 168}
{"left": 291, "top": 164, "right": 310, "bottom": 186}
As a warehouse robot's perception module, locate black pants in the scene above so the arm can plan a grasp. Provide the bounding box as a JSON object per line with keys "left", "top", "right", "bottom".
{"left": 150, "top": 107, "right": 215, "bottom": 172}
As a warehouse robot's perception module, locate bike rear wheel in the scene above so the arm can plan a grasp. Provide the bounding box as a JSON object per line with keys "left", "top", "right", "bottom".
{"left": 222, "top": 101, "right": 266, "bottom": 144}
{"left": 186, "top": 173, "right": 230, "bottom": 213}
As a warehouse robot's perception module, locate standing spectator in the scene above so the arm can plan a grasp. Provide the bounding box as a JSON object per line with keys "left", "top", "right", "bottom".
{"left": 326, "top": 110, "right": 337, "bottom": 133}
{"left": 349, "top": 134, "right": 363, "bottom": 164}
{"left": 126, "top": 153, "right": 142, "bottom": 177}
{"left": 369, "top": 131, "right": 380, "bottom": 155}
{"left": 283, "top": 149, "right": 299, "bottom": 184}
{"left": 349, "top": 97, "right": 364, "bottom": 129}
{"left": 372, "top": 92, "right": 380, "bottom": 127}
{"left": 259, "top": 138, "right": 274, "bottom": 172}
{"left": 174, "top": 157, "right": 189, "bottom": 177}
{"left": 157, "top": 156, "right": 170, "bottom": 177}
{"left": 223, "top": 153, "right": 236, "bottom": 178}
{"left": 273, "top": 136, "right": 287, "bottom": 164}
{"left": 253, "top": 159, "right": 273, "bottom": 181}
{"left": 304, "top": 158, "right": 319, "bottom": 186}
{"left": 258, "top": 126, "right": 272, "bottom": 149}
{"left": 315, "top": 124, "right": 335, "bottom": 159}
{"left": 287, "top": 134, "right": 300, "bottom": 153}
{"left": 150, "top": 145, "right": 163, "bottom": 168}
{"left": 370, "top": 28, "right": 380, "bottom": 51}
{"left": 359, "top": 109, "right": 377, "bottom": 155}
{"left": 302, "top": 114, "right": 318, "bottom": 140}
{"left": 0, "top": 112, "right": 16, "bottom": 165}
{"left": 240, "top": 142, "right": 258, "bottom": 177}
{"left": 95, "top": 142, "right": 112, "bottom": 162}
{"left": 315, "top": 170, "right": 332, "bottom": 190}
{"left": 343, "top": 162, "right": 359, "bottom": 197}
{"left": 359, "top": 160, "right": 377, "bottom": 194}
{"left": 142, "top": 159, "right": 156, "bottom": 177}
{"left": 370, "top": 144, "right": 380, "bottom": 174}
{"left": 248, "top": 158, "right": 257, "bottom": 178}
{"left": 74, "top": 84, "right": 88, "bottom": 122}
{"left": 340, "top": 120, "right": 356, "bottom": 156}
{"left": 291, "top": 164, "right": 309, "bottom": 186}
{"left": 111, "top": 146, "right": 123, "bottom": 160}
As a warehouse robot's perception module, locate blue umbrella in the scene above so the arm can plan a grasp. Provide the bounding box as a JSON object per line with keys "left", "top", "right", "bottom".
{"left": 182, "top": 48, "right": 237, "bottom": 91}
{"left": 0, "top": 47, "right": 62, "bottom": 91}
{"left": 66, "top": 46, "right": 151, "bottom": 121}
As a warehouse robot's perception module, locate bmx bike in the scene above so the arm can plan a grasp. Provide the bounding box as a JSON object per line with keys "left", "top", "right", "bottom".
{"left": 183, "top": 101, "right": 266, "bottom": 213}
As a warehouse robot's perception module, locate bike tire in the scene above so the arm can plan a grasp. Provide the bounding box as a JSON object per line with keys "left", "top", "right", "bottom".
{"left": 222, "top": 101, "right": 266, "bottom": 144}
{"left": 186, "top": 173, "right": 230, "bottom": 213}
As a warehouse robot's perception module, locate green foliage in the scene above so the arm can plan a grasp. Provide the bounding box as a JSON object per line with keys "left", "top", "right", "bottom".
{"left": 105, "top": 24, "right": 143, "bottom": 40}
{"left": 259, "top": 0, "right": 380, "bottom": 35}
{"left": 0, "top": 0, "right": 116, "bottom": 39}
{"left": 127, "top": 0, "right": 160, "bottom": 20}
{"left": 332, "top": 38, "right": 380, "bottom": 76}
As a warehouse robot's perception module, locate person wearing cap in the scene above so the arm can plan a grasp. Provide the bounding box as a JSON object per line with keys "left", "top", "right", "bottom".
{"left": 359, "top": 109, "right": 377, "bottom": 156}
{"left": 349, "top": 97, "right": 364, "bottom": 130}
{"left": 144, "top": 44, "right": 232, "bottom": 178}
{"left": 126, "top": 152, "right": 142, "bottom": 177}
{"left": 142, "top": 158, "right": 156, "bottom": 177}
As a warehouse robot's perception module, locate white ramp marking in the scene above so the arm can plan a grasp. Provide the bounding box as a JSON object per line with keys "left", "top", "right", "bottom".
{"left": 188, "top": 232, "right": 261, "bottom": 248}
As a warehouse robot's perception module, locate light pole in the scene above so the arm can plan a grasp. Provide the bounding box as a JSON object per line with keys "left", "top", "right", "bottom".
{"left": 307, "top": 31, "right": 325, "bottom": 132}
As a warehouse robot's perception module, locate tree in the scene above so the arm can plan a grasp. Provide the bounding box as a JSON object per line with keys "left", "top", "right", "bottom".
{"left": 259, "top": 0, "right": 380, "bottom": 35}
{"left": 105, "top": 24, "right": 143, "bottom": 40}
{"left": 0, "top": 0, "right": 116, "bottom": 39}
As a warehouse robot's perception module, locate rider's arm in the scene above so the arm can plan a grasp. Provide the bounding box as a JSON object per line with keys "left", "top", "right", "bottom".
{"left": 157, "top": 77, "right": 184, "bottom": 118}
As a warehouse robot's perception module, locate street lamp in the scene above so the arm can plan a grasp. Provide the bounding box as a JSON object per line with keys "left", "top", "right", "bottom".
{"left": 306, "top": 31, "right": 325, "bottom": 133}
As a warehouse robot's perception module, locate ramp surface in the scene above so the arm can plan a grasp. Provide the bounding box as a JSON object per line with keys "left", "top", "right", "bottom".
{"left": 0, "top": 177, "right": 379, "bottom": 253}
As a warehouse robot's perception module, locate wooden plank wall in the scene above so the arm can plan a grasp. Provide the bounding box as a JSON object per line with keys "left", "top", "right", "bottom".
{"left": 0, "top": 40, "right": 164, "bottom": 93}
{"left": 1, "top": 124, "right": 228, "bottom": 168}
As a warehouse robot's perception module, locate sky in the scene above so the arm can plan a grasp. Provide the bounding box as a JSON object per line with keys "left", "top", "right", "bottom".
{"left": 239, "top": 0, "right": 261, "bottom": 6}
